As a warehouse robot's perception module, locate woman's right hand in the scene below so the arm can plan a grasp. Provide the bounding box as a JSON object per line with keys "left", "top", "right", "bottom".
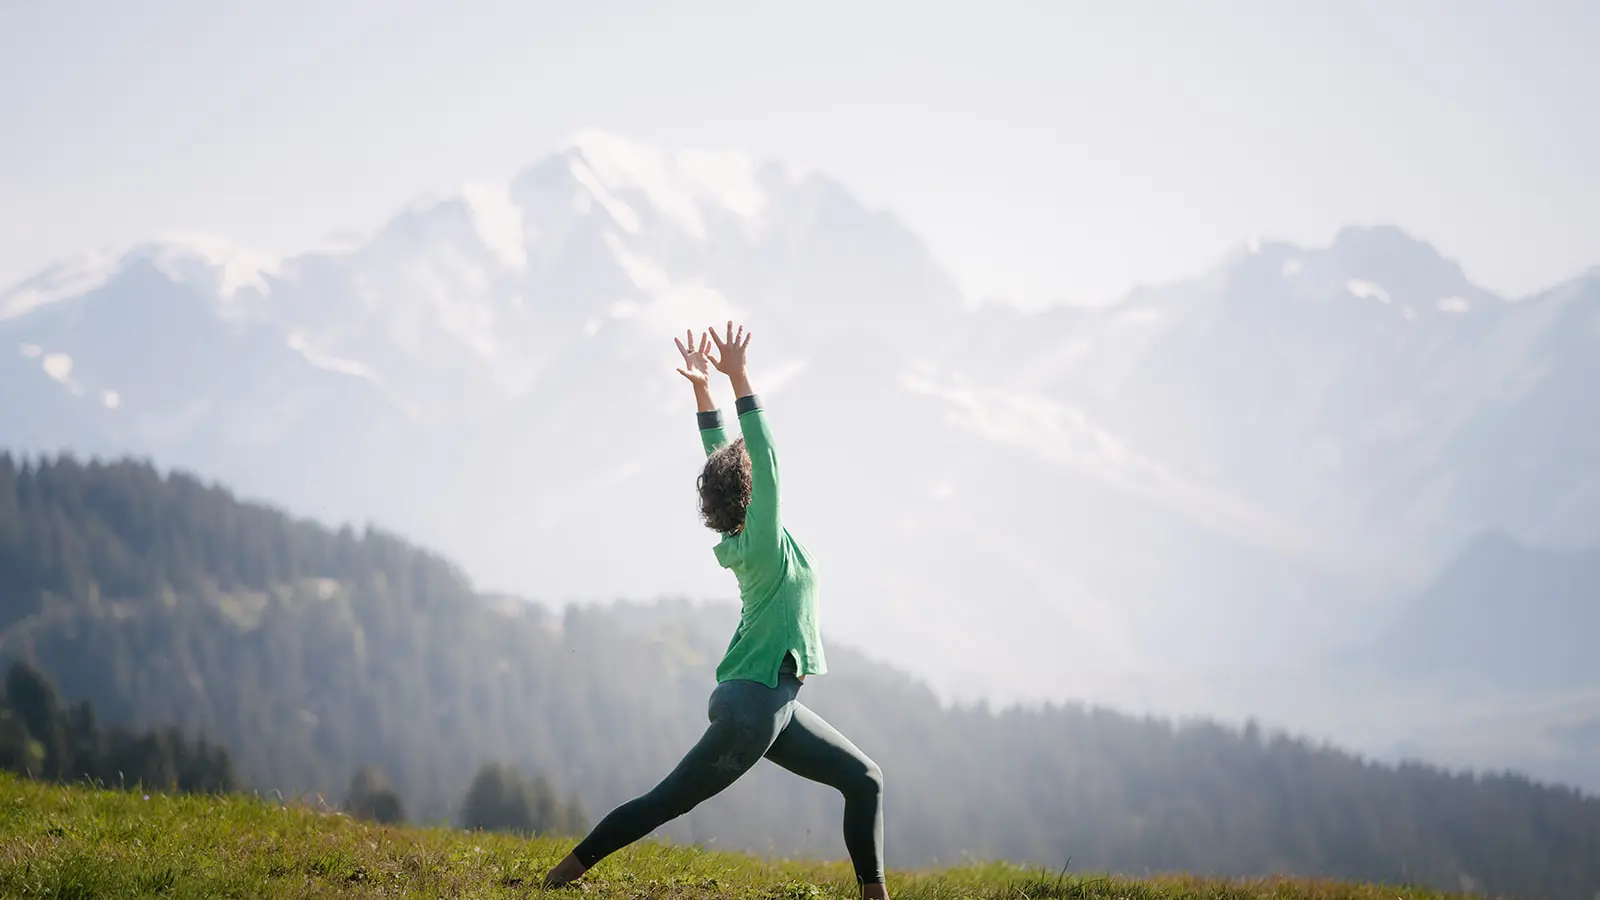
{"left": 674, "top": 329, "right": 713, "bottom": 386}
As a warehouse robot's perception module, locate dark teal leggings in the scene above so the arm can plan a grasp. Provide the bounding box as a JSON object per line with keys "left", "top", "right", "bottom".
{"left": 572, "top": 660, "right": 885, "bottom": 884}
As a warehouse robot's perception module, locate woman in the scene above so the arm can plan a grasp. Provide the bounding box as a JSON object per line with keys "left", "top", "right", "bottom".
{"left": 542, "top": 321, "right": 889, "bottom": 898}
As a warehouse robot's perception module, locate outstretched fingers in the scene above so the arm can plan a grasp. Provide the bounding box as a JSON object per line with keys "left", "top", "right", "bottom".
{"left": 710, "top": 319, "right": 743, "bottom": 348}
{"left": 704, "top": 320, "right": 751, "bottom": 371}
{"left": 706, "top": 323, "right": 727, "bottom": 369}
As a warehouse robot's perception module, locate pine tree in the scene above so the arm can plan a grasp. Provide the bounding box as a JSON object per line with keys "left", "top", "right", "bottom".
{"left": 4, "top": 662, "right": 69, "bottom": 779}
{"left": 344, "top": 765, "right": 407, "bottom": 824}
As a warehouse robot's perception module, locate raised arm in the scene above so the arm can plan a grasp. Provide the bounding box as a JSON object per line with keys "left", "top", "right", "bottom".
{"left": 708, "top": 321, "right": 780, "bottom": 545}
{"left": 676, "top": 330, "right": 729, "bottom": 456}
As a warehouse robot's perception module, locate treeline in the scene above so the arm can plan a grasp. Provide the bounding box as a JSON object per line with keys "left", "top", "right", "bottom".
{"left": 0, "top": 660, "right": 235, "bottom": 794}
{"left": 2, "top": 454, "right": 1599, "bottom": 899}
{"left": 458, "top": 763, "right": 586, "bottom": 836}
{"left": 0, "top": 649, "right": 584, "bottom": 838}
{"left": 0, "top": 647, "right": 584, "bottom": 839}
{"left": 343, "top": 761, "right": 584, "bottom": 837}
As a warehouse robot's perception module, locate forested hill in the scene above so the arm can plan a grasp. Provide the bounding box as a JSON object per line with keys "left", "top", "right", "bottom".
{"left": 1, "top": 455, "right": 1598, "bottom": 900}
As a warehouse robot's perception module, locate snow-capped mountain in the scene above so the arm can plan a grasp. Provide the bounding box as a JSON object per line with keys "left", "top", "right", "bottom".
{"left": 957, "top": 226, "right": 1599, "bottom": 577}
{"left": 3, "top": 132, "right": 1597, "bottom": 726}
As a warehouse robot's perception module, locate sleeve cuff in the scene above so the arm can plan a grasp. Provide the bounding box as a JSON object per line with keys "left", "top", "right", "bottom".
{"left": 697, "top": 409, "right": 725, "bottom": 430}
{"left": 735, "top": 394, "right": 763, "bottom": 415}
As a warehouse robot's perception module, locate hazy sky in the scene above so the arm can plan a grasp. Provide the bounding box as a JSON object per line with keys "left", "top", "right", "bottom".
{"left": 2, "top": 0, "right": 1596, "bottom": 308}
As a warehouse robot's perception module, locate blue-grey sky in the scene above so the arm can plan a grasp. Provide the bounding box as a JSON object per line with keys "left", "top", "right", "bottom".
{"left": 2, "top": 0, "right": 1596, "bottom": 308}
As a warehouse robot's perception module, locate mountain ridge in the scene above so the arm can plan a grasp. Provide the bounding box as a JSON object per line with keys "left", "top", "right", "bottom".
{"left": 1, "top": 133, "right": 1596, "bottom": 780}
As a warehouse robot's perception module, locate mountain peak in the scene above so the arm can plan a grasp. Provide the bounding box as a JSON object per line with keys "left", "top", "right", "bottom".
{"left": 1327, "top": 224, "right": 1465, "bottom": 277}
{"left": 1321, "top": 224, "right": 1489, "bottom": 313}
{"left": 0, "top": 249, "right": 122, "bottom": 321}
{"left": 385, "top": 183, "right": 529, "bottom": 271}
{"left": 0, "top": 235, "right": 277, "bottom": 323}
{"left": 1330, "top": 223, "right": 1437, "bottom": 250}
{"left": 555, "top": 130, "right": 796, "bottom": 239}
{"left": 131, "top": 234, "right": 280, "bottom": 301}
{"left": 1208, "top": 224, "right": 1492, "bottom": 317}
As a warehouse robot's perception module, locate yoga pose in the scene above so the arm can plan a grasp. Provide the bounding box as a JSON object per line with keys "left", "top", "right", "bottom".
{"left": 542, "top": 321, "right": 888, "bottom": 898}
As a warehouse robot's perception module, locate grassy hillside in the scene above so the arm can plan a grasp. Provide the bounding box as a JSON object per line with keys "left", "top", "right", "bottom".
{"left": 6, "top": 456, "right": 1600, "bottom": 899}
{"left": 0, "top": 775, "right": 1461, "bottom": 900}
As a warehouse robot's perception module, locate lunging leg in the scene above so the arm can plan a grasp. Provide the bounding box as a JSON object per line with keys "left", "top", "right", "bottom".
{"left": 544, "top": 678, "right": 798, "bottom": 886}
{"left": 764, "top": 702, "right": 886, "bottom": 894}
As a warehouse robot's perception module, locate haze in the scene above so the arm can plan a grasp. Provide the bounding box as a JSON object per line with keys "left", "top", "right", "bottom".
{"left": 2, "top": 0, "right": 1598, "bottom": 808}
{"left": 3, "top": 0, "right": 1597, "bottom": 309}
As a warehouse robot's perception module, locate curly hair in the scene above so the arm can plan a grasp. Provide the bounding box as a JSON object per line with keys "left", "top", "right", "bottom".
{"left": 698, "top": 438, "right": 752, "bottom": 535}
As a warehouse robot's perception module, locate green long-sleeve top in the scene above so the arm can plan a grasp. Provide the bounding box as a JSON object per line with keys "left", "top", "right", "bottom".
{"left": 698, "top": 394, "right": 828, "bottom": 688}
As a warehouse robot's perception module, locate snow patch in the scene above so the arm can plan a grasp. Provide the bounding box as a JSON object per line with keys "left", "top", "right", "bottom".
{"left": 569, "top": 130, "right": 772, "bottom": 239}
{"left": 387, "top": 255, "right": 500, "bottom": 360}
{"left": 102, "top": 390, "right": 121, "bottom": 410}
{"left": 41, "top": 352, "right": 73, "bottom": 382}
{"left": 3, "top": 237, "right": 278, "bottom": 322}
{"left": 602, "top": 231, "right": 672, "bottom": 294}
{"left": 636, "top": 284, "right": 743, "bottom": 335}
{"left": 18, "top": 343, "right": 42, "bottom": 358}
{"left": 899, "top": 372, "right": 1157, "bottom": 495}
{"left": 286, "top": 331, "right": 383, "bottom": 385}
{"left": 898, "top": 368, "right": 1323, "bottom": 558}
{"left": 459, "top": 182, "right": 528, "bottom": 270}
{"left": 568, "top": 157, "right": 641, "bottom": 234}
{"left": 1, "top": 250, "right": 119, "bottom": 320}
{"left": 150, "top": 233, "right": 279, "bottom": 301}
{"left": 1437, "top": 296, "right": 1471, "bottom": 313}
{"left": 1281, "top": 259, "right": 1303, "bottom": 277}
{"left": 1347, "top": 279, "right": 1392, "bottom": 304}
{"left": 676, "top": 148, "right": 769, "bottom": 219}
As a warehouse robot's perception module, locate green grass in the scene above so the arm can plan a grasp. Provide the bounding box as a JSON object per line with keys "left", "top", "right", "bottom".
{"left": 0, "top": 774, "right": 1461, "bottom": 900}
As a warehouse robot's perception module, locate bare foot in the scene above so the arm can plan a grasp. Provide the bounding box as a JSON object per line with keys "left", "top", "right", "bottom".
{"left": 541, "top": 852, "right": 588, "bottom": 888}
{"left": 862, "top": 882, "right": 889, "bottom": 900}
